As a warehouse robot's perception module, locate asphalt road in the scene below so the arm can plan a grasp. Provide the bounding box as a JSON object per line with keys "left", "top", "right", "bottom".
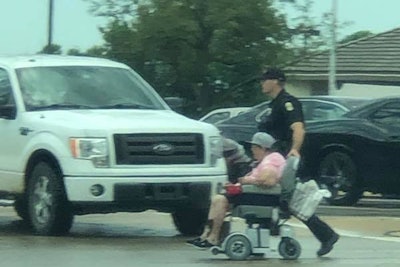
{"left": 0, "top": 197, "right": 399, "bottom": 267}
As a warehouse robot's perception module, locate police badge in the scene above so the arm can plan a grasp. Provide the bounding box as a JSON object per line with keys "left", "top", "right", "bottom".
{"left": 285, "top": 102, "right": 294, "bottom": 111}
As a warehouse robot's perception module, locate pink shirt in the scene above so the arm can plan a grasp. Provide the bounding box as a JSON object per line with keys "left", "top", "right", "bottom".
{"left": 247, "top": 152, "right": 286, "bottom": 184}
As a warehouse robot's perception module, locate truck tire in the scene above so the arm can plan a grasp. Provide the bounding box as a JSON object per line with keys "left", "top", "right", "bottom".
{"left": 14, "top": 195, "right": 30, "bottom": 223}
{"left": 27, "top": 161, "right": 74, "bottom": 235}
{"left": 172, "top": 208, "right": 208, "bottom": 236}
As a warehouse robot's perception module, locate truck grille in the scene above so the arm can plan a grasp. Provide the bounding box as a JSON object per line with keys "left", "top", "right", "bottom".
{"left": 114, "top": 133, "right": 204, "bottom": 165}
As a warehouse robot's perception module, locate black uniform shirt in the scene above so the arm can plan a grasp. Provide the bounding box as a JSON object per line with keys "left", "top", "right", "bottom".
{"left": 258, "top": 90, "right": 304, "bottom": 153}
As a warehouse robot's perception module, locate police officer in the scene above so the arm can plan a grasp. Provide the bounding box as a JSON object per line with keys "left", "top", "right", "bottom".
{"left": 257, "top": 68, "right": 304, "bottom": 158}
{"left": 257, "top": 67, "right": 339, "bottom": 257}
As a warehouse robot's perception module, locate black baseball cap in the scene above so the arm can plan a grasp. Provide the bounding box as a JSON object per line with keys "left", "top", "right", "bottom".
{"left": 260, "top": 67, "right": 286, "bottom": 82}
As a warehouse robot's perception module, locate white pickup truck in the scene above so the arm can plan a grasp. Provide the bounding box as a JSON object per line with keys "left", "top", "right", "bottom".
{"left": 0, "top": 55, "right": 227, "bottom": 236}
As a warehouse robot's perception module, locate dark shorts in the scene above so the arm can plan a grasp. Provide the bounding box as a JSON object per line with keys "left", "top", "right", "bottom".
{"left": 226, "top": 193, "right": 280, "bottom": 207}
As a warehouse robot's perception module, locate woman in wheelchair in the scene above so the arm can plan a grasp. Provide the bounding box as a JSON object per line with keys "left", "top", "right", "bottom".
{"left": 187, "top": 132, "right": 285, "bottom": 249}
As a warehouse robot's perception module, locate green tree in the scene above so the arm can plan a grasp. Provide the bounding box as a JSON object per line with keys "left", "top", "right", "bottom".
{"left": 39, "top": 44, "right": 62, "bottom": 54}
{"left": 86, "top": 0, "right": 292, "bottom": 116}
{"left": 86, "top": 45, "right": 108, "bottom": 57}
{"left": 67, "top": 48, "right": 85, "bottom": 56}
{"left": 339, "top": 30, "right": 374, "bottom": 45}
{"left": 67, "top": 46, "right": 108, "bottom": 57}
{"left": 277, "top": 0, "right": 352, "bottom": 58}
{"left": 283, "top": 0, "right": 323, "bottom": 56}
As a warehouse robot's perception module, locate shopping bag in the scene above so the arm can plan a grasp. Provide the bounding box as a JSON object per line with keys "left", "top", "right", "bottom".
{"left": 289, "top": 180, "right": 331, "bottom": 221}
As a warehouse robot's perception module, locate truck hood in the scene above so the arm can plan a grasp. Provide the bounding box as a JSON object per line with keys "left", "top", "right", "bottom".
{"left": 23, "top": 109, "right": 218, "bottom": 135}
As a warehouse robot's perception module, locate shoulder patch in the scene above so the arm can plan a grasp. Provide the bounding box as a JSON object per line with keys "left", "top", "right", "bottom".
{"left": 285, "top": 102, "right": 294, "bottom": 111}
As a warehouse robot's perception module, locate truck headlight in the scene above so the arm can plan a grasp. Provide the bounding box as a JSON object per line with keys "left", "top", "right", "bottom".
{"left": 209, "top": 136, "right": 223, "bottom": 166}
{"left": 69, "top": 138, "right": 109, "bottom": 167}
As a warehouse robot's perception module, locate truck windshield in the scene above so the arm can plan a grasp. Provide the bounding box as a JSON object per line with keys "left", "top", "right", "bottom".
{"left": 16, "top": 66, "right": 167, "bottom": 111}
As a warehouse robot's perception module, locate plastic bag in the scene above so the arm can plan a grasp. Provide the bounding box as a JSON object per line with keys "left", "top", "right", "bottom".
{"left": 289, "top": 180, "right": 331, "bottom": 221}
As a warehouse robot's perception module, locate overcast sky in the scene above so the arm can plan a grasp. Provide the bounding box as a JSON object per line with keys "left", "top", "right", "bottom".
{"left": 0, "top": 0, "right": 105, "bottom": 55}
{"left": 0, "top": 0, "right": 399, "bottom": 55}
{"left": 300, "top": 0, "right": 400, "bottom": 37}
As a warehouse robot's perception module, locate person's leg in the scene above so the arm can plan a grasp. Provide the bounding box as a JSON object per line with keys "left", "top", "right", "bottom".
{"left": 205, "top": 194, "right": 229, "bottom": 245}
{"left": 187, "top": 194, "right": 229, "bottom": 248}
{"left": 302, "top": 214, "right": 334, "bottom": 242}
{"left": 205, "top": 193, "right": 279, "bottom": 243}
{"left": 189, "top": 192, "right": 280, "bottom": 248}
{"left": 196, "top": 194, "right": 229, "bottom": 240}
{"left": 199, "top": 220, "right": 212, "bottom": 241}
{"left": 301, "top": 214, "right": 339, "bottom": 256}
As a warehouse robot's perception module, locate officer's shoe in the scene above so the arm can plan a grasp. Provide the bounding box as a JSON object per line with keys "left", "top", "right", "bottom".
{"left": 317, "top": 233, "right": 339, "bottom": 257}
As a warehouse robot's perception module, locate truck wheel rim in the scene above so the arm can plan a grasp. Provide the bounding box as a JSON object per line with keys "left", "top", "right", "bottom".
{"left": 33, "top": 176, "right": 52, "bottom": 224}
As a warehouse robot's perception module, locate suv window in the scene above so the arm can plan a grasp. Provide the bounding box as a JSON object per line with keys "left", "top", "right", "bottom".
{"left": 0, "top": 69, "right": 13, "bottom": 106}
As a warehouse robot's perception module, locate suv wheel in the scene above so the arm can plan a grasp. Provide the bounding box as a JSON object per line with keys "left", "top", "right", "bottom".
{"left": 27, "top": 161, "right": 73, "bottom": 235}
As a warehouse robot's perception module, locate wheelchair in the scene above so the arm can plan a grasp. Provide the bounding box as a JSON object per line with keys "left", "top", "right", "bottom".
{"left": 210, "top": 156, "right": 301, "bottom": 260}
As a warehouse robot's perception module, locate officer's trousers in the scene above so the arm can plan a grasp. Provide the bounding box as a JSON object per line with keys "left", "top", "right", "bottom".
{"left": 301, "top": 214, "right": 336, "bottom": 243}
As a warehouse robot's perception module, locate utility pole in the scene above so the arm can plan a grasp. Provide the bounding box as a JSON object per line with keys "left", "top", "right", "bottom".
{"left": 328, "top": 0, "right": 337, "bottom": 94}
{"left": 48, "top": 0, "right": 54, "bottom": 47}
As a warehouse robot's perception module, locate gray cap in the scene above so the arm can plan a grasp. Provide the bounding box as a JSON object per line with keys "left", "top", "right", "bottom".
{"left": 247, "top": 132, "right": 276, "bottom": 149}
{"left": 223, "top": 138, "right": 239, "bottom": 152}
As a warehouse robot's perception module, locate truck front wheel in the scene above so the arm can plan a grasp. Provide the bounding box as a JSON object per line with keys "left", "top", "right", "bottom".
{"left": 27, "top": 161, "right": 74, "bottom": 236}
{"left": 14, "top": 195, "right": 30, "bottom": 223}
{"left": 172, "top": 208, "right": 208, "bottom": 236}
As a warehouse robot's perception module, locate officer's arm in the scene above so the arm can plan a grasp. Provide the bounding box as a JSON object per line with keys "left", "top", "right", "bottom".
{"left": 288, "top": 121, "right": 305, "bottom": 157}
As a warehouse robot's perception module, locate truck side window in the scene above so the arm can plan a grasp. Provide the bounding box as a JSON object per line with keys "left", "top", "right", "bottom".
{"left": 0, "top": 69, "right": 13, "bottom": 106}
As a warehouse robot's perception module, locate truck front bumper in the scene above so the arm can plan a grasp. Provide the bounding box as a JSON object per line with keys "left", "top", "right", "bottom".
{"left": 64, "top": 175, "right": 226, "bottom": 205}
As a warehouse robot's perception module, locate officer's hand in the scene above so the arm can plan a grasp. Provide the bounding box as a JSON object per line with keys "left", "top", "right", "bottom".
{"left": 287, "top": 148, "right": 300, "bottom": 158}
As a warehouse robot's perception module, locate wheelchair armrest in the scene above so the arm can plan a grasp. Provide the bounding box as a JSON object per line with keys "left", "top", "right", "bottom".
{"left": 241, "top": 184, "right": 281, "bottom": 195}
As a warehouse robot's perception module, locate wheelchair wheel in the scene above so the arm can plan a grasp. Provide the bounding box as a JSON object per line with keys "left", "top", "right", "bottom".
{"left": 278, "top": 237, "right": 301, "bottom": 260}
{"left": 225, "top": 234, "right": 252, "bottom": 261}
